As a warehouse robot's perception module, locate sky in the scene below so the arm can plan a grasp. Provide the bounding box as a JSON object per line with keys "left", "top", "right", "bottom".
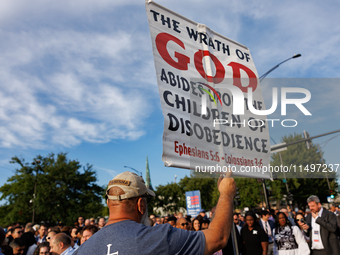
{"left": 0, "top": 0, "right": 340, "bottom": 197}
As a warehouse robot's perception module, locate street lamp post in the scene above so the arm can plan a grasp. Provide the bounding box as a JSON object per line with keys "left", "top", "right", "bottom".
{"left": 31, "top": 159, "right": 41, "bottom": 223}
{"left": 124, "top": 166, "right": 142, "bottom": 177}
{"left": 259, "top": 54, "right": 301, "bottom": 209}
{"left": 259, "top": 54, "right": 301, "bottom": 82}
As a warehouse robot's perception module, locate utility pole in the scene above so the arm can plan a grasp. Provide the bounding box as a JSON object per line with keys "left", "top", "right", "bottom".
{"left": 317, "top": 144, "right": 331, "bottom": 191}
{"left": 31, "top": 159, "right": 41, "bottom": 223}
{"left": 269, "top": 130, "right": 340, "bottom": 207}
{"left": 259, "top": 54, "right": 301, "bottom": 210}
{"left": 270, "top": 129, "right": 340, "bottom": 152}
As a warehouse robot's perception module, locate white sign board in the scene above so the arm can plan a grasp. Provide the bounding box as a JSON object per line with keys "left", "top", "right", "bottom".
{"left": 146, "top": 1, "right": 271, "bottom": 179}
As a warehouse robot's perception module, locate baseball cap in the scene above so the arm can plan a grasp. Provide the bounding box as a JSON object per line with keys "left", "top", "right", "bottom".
{"left": 106, "top": 171, "right": 155, "bottom": 200}
{"left": 33, "top": 224, "right": 40, "bottom": 231}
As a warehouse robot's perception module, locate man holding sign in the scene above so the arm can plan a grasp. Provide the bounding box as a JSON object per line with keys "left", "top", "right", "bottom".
{"left": 73, "top": 171, "right": 236, "bottom": 255}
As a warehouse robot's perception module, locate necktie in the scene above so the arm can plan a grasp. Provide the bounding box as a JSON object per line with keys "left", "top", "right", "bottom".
{"left": 266, "top": 221, "right": 272, "bottom": 242}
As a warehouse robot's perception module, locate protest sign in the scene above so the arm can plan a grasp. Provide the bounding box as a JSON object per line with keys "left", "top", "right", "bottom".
{"left": 146, "top": 1, "right": 271, "bottom": 179}
{"left": 185, "top": 190, "right": 201, "bottom": 217}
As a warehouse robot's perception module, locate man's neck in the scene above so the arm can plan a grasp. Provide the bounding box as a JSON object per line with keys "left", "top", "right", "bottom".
{"left": 61, "top": 245, "right": 71, "bottom": 254}
{"left": 107, "top": 216, "right": 138, "bottom": 225}
{"left": 107, "top": 206, "right": 141, "bottom": 225}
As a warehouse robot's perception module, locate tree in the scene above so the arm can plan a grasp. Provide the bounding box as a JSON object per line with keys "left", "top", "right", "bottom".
{"left": 179, "top": 174, "right": 219, "bottom": 211}
{"left": 151, "top": 170, "right": 268, "bottom": 214}
{"left": 0, "top": 153, "right": 104, "bottom": 226}
{"left": 151, "top": 171, "right": 221, "bottom": 215}
{"left": 151, "top": 183, "right": 185, "bottom": 215}
{"left": 234, "top": 178, "right": 263, "bottom": 209}
{"left": 269, "top": 133, "right": 338, "bottom": 209}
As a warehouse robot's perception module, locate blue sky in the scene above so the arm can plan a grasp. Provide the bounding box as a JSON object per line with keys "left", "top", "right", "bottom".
{"left": 0, "top": 0, "right": 339, "bottom": 194}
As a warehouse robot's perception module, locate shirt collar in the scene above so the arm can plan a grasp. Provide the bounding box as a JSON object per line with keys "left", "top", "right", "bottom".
{"left": 60, "top": 246, "right": 74, "bottom": 255}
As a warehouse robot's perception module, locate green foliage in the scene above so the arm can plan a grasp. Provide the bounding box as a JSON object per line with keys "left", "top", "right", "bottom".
{"left": 271, "top": 133, "right": 322, "bottom": 178}
{"left": 151, "top": 171, "right": 220, "bottom": 215}
{"left": 269, "top": 133, "right": 338, "bottom": 208}
{"left": 0, "top": 153, "right": 104, "bottom": 226}
{"left": 234, "top": 178, "right": 263, "bottom": 208}
{"left": 179, "top": 174, "right": 219, "bottom": 210}
{"left": 151, "top": 183, "right": 185, "bottom": 215}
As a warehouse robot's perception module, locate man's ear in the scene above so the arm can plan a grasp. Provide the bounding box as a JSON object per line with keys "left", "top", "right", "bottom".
{"left": 137, "top": 197, "right": 146, "bottom": 215}
{"left": 59, "top": 242, "right": 64, "bottom": 250}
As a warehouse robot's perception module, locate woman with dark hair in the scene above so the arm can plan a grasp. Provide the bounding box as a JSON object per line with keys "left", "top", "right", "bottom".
{"left": 240, "top": 212, "right": 268, "bottom": 255}
{"left": 273, "top": 212, "right": 309, "bottom": 255}
{"left": 33, "top": 242, "right": 50, "bottom": 255}
{"left": 192, "top": 217, "right": 202, "bottom": 231}
{"left": 294, "top": 213, "right": 310, "bottom": 244}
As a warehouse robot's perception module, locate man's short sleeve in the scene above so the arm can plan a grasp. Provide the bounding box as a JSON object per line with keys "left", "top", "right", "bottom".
{"left": 168, "top": 228, "right": 205, "bottom": 255}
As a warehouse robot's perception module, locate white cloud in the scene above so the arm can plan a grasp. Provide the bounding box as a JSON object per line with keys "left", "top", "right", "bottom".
{"left": 0, "top": 11, "right": 154, "bottom": 149}
{"left": 0, "top": 0, "right": 339, "bottom": 151}
{"left": 95, "top": 166, "right": 117, "bottom": 178}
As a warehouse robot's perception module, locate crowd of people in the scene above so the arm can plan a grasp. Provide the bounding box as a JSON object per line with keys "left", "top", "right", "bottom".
{"left": 0, "top": 216, "right": 106, "bottom": 255}
{"left": 0, "top": 171, "right": 339, "bottom": 255}
{"left": 232, "top": 197, "right": 340, "bottom": 255}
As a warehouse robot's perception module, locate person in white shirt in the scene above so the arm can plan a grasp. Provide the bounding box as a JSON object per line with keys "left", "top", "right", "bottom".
{"left": 259, "top": 210, "right": 275, "bottom": 255}
{"left": 301, "top": 195, "right": 340, "bottom": 255}
{"left": 273, "top": 212, "right": 309, "bottom": 255}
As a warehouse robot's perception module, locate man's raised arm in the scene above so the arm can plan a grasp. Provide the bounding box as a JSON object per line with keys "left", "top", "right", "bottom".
{"left": 202, "top": 172, "right": 237, "bottom": 255}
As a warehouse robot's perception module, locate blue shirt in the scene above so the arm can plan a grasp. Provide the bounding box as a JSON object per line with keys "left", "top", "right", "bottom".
{"left": 61, "top": 246, "right": 75, "bottom": 255}
{"left": 74, "top": 220, "right": 205, "bottom": 255}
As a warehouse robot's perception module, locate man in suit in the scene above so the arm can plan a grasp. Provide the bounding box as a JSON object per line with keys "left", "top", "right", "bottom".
{"left": 233, "top": 213, "right": 242, "bottom": 233}
{"left": 301, "top": 195, "right": 340, "bottom": 255}
{"left": 329, "top": 205, "right": 340, "bottom": 240}
{"left": 259, "top": 210, "right": 275, "bottom": 255}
